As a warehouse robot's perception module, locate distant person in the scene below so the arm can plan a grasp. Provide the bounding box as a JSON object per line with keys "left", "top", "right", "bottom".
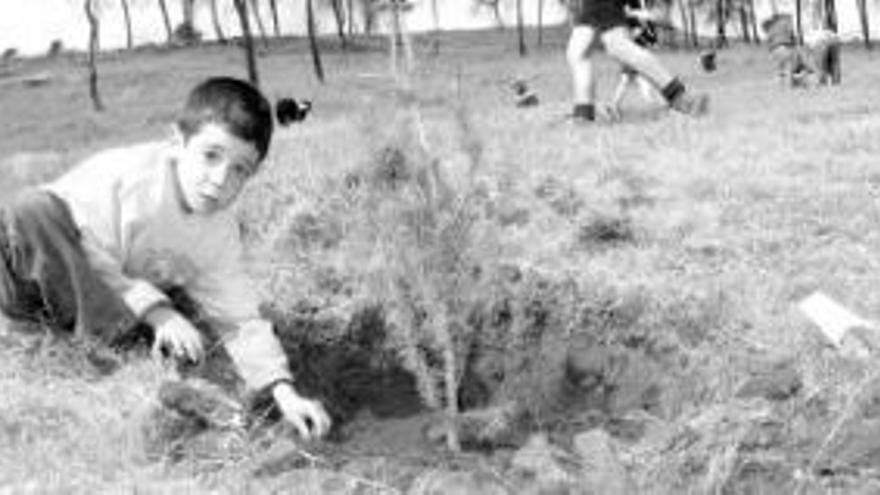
{"left": 566, "top": 0, "right": 708, "bottom": 122}
{"left": 606, "top": 13, "right": 666, "bottom": 119}
{"left": 0, "top": 76, "right": 331, "bottom": 441}
{"left": 761, "top": 14, "right": 841, "bottom": 87}
{"left": 804, "top": 26, "right": 841, "bottom": 85}
{"left": 761, "top": 14, "right": 809, "bottom": 86}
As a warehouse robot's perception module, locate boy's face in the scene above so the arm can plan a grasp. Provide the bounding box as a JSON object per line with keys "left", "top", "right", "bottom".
{"left": 173, "top": 122, "right": 261, "bottom": 215}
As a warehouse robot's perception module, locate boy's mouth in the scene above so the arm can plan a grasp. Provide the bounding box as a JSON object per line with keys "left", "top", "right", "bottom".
{"left": 197, "top": 192, "right": 220, "bottom": 208}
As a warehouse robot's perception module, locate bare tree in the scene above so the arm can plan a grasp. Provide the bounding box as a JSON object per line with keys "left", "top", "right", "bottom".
{"left": 248, "top": 0, "right": 271, "bottom": 48}
{"left": 268, "top": 0, "right": 282, "bottom": 36}
{"left": 329, "top": 0, "right": 350, "bottom": 47}
{"left": 677, "top": 0, "right": 692, "bottom": 45}
{"left": 516, "top": 0, "right": 527, "bottom": 55}
{"left": 182, "top": 0, "right": 195, "bottom": 30}
{"left": 209, "top": 0, "right": 228, "bottom": 42}
{"left": 822, "top": 0, "right": 842, "bottom": 82}
{"left": 475, "top": 0, "right": 505, "bottom": 28}
{"left": 749, "top": 0, "right": 759, "bottom": 41}
{"left": 306, "top": 0, "right": 326, "bottom": 82}
{"left": 715, "top": 0, "right": 728, "bottom": 46}
{"left": 373, "top": 0, "right": 415, "bottom": 78}
{"left": 233, "top": 0, "right": 260, "bottom": 84}
{"left": 177, "top": 0, "right": 203, "bottom": 43}
{"left": 738, "top": 1, "right": 751, "bottom": 42}
{"left": 120, "top": 0, "right": 133, "bottom": 49}
{"left": 429, "top": 0, "right": 441, "bottom": 51}
{"left": 687, "top": 0, "right": 699, "bottom": 46}
{"left": 347, "top": 0, "right": 355, "bottom": 37}
{"left": 537, "top": 0, "right": 545, "bottom": 47}
{"left": 856, "top": 0, "right": 872, "bottom": 48}
{"left": 84, "top": 0, "right": 104, "bottom": 110}
{"left": 157, "top": 0, "right": 173, "bottom": 43}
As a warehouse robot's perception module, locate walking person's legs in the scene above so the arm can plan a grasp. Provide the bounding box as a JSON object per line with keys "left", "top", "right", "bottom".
{"left": 601, "top": 26, "right": 709, "bottom": 116}
{"left": 566, "top": 25, "right": 600, "bottom": 121}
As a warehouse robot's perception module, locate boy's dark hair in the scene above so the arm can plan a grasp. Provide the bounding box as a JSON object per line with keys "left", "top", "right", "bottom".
{"left": 177, "top": 77, "right": 274, "bottom": 160}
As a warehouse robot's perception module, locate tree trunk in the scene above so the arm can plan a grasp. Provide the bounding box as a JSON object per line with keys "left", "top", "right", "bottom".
{"left": 347, "top": 0, "right": 355, "bottom": 37}
{"left": 749, "top": 0, "right": 759, "bottom": 43}
{"left": 856, "top": 0, "right": 872, "bottom": 48}
{"left": 268, "top": 0, "right": 281, "bottom": 36}
{"left": 431, "top": 0, "right": 442, "bottom": 51}
{"left": 182, "top": 0, "right": 195, "bottom": 29}
{"left": 516, "top": 0, "right": 527, "bottom": 55}
{"left": 248, "top": 0, "right": 270, "bottom": 48}
{"left": 157, "top": 0, "right": 173, "bottom": 43}
{"left": 120, "top": 0, "right": 133, "bottom": 49}
{"left": 739, "top": 5, "right": 751, "bottom": 42}
{"left": 330, "top": 0, "right": 348, "bottom": 47}
{"left": 233, "top": 0, "right": 260, "bottom": 85}
{"left": 84, "top": 0, "right": 104, "bottom": 111}
{"left": 823, "top": 0, "right": 842, "bottom": 83}
{"left": 364, "top": 0, "right": 376, "bottom": 35}
{"left": 688, "top": 0, "right": 699, "bottom": 47}
{"left": 795, "top": 0, "right": 803, "bottom": 44}
{"left": 715, "top": 0, "right": 727, "bottom": 47}
{"left": 389, "top": 6, "right": 401, "bottom": 77}
{"left": 537, "top": 0, "right": 545, "bottom": 47}
{"left": 493, "top": 2, "right": 505, "bottom": 29}
{"left": 210, "top": 0, "right": 227, "bottom": 43}
{"left": 677, "top": 0, "right": 691, "bottom": 46}
{"left": 306, "top": 0, "right": 326, "bottom": 83}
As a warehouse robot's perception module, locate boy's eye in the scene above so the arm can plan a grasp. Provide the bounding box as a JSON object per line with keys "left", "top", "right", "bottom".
{"left": 232, "top": 163, "right": 253, "bottom": 178}
{"left": 204, "top": 150, "right": 223, "bottom": 163}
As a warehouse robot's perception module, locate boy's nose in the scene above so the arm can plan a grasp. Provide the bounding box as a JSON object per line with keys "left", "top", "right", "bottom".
{"left": 207, "top": 163, "right": 230, "bottom": 188}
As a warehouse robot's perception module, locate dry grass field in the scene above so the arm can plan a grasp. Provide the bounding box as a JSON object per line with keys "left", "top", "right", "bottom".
{"left": 2, "top": 27, "right": 880, "bottom": 493}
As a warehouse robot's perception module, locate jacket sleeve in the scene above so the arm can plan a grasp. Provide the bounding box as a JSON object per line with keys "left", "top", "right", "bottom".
{"left": 188, "top": 219, "right": 292, "bottom": 391}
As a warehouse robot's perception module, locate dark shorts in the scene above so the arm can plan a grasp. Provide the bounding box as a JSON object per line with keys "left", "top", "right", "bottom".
{"left": 573, "top": 0, "right": 629, "bottom": 30}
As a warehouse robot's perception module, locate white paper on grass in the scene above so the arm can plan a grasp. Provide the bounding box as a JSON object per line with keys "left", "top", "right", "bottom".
{"left": 798, "top": 291, "right": 878, "bottom": 347}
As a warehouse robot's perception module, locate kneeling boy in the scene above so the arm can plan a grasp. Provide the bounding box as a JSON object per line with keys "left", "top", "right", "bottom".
{"left": 0, "top": 76, "right": 331, "bottom": 440}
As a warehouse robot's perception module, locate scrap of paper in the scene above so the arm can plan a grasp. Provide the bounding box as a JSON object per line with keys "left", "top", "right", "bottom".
{"left": 798, "top": 291, "right": 878, "bottom": 348}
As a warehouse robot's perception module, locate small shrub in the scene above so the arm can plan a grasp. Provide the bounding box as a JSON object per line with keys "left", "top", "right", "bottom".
{"left": 576, "top": 214, "right": 635, "bottom": 248}
{"left": 349, "top": 98, "right": 504, "bottom": 451}
{"left": 173, "top": 23, "right": 202, "bottom": 46}
{"left": 47, "top": 40, "right": 63, "bottom": 58}
{"left": 2, "top": 47, "right": 18, "bottom": 63}
{"left": 534, "top": 175, "right": 585, "bottom": 218}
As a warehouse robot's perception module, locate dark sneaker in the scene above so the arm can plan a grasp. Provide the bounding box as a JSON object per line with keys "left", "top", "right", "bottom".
{"left": 670, "top": 92, "right": 709, "bottom": 117}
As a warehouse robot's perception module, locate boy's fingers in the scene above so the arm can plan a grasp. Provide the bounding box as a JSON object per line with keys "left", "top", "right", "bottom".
{"left": 289, "top": 415, "right": 312, "bottom": 440}
{"left": 184, "top": 333, "right": 203, "bottom": 361}
{"left": 312, "top": 406, "right": 331, "bottom": 437}
{"left": 150, "top": 341, "right": 165, "bottom": 361}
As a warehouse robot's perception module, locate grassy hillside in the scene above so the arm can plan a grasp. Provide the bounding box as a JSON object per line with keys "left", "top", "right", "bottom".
{"left": 3, "top": 27, "right": 880, "bottom": 493}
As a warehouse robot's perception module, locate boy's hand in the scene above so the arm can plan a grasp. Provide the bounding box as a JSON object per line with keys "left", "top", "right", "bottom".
{"left": 146, "top": 305, "right": 205, "bottom": 363}
{"left": 272, "top": 382, "right": 331, "bottom": 440}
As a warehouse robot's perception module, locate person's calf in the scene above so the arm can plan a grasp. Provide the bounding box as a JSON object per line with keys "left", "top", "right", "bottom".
{"left": 661, "top": 78, "right": 709, "bottom": 117}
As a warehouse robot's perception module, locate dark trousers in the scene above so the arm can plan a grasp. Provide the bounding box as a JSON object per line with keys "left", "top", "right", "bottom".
{"left": 0, "top": 190, "right": 136, "bottom": 343}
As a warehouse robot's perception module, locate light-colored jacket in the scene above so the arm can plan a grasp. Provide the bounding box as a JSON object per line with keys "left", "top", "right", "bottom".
{"left": 44, "top": 141, "right": 291, "bottom": 390}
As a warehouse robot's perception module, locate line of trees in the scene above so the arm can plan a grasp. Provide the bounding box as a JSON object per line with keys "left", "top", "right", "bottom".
{"left": 78, "top": 0, "right": 871, "bottom": 110}
{"left": 673, "top": 0, "right": 871, "bottom": 49}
